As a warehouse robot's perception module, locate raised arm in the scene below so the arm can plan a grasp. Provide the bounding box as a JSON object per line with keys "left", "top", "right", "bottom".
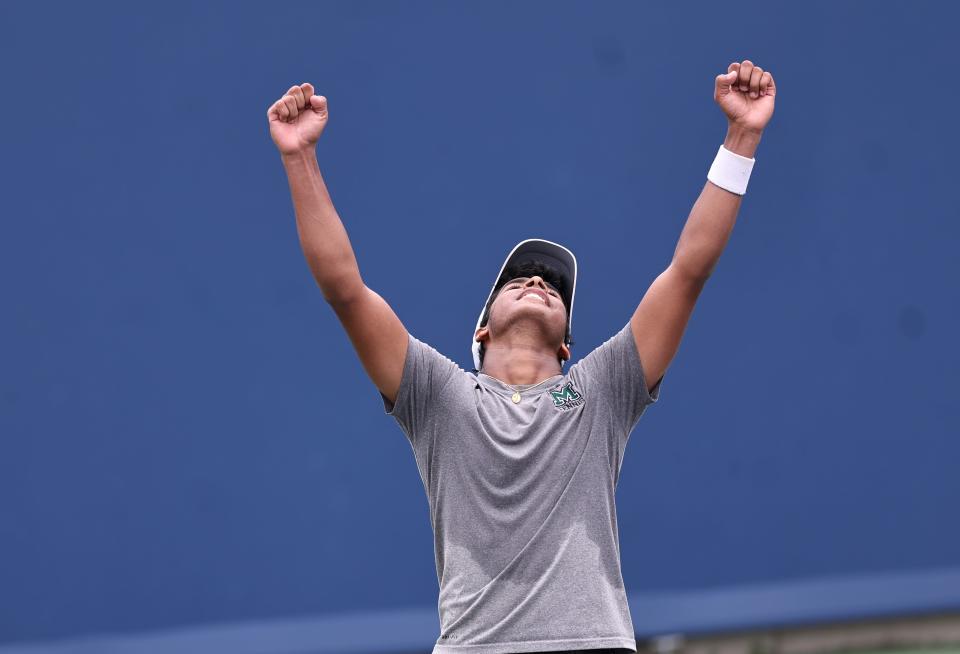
{"left": 630, "top": 60, "right": 777, "bottom": 391}
{"left": 268, "top": 83, "right": 407, "bottom": 404}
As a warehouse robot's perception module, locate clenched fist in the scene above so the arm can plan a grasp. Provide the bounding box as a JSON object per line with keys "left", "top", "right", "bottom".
{"left": 268, "top": 82, "right": 329, "bottom": 155}
{"left": 714, "top": 60, "right": 776, "bottom": 134}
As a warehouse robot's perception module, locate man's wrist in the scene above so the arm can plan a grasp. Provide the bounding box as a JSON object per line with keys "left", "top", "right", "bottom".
{"left": 723, "top": 124, "right": 763, "bottom": 158}
{"left": 281, "top": 147, "right": 319, "bottom": 167}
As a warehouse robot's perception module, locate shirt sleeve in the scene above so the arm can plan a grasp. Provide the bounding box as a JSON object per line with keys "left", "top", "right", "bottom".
{"left": 568, "top": 321, "right": 662, "bottom": 440}
{"left": 380, "top": 332, "right": 462, "bottom": 446}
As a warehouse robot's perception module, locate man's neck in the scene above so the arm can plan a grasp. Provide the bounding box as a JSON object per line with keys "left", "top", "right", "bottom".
{"left": 480, "top": 341, "right": 562, "bottom": 386}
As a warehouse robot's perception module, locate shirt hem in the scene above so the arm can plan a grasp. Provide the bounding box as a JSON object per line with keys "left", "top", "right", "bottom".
{"left": 432, "top": 634, "right": 637, "bottom": 653}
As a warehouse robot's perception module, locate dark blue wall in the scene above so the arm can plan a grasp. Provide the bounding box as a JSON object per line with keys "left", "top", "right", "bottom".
{"left": 1, "top": 0, "right": 957, "bottom": 646}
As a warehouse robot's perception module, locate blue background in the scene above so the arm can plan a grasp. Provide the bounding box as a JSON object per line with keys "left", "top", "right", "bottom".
{"left": 1, "top": 0, "right": 957, "bottom": 647}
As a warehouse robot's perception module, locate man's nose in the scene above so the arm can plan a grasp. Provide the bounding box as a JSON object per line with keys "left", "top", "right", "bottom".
{"left": 523, "top": 276, "right": 548, "bottom": 290}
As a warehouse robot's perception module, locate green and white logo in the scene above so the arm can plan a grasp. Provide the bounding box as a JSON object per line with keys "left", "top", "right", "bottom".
{"left": 549, "top": 381, "right": 584, "bottom": 410}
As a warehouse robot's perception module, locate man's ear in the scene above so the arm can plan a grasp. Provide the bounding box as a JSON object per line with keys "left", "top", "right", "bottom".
{"left": 559, "top": 342, "right": 571, "bottom": 362}
{"left": 475, "top": 326, "right": 489, "bottom": 344}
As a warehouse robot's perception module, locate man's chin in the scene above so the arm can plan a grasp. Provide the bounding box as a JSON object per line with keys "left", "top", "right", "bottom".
{"left": 494, "top": 312, "right": 564, "bottom": 338}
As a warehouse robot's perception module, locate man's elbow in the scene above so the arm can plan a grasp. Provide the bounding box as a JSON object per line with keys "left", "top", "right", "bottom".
{"left": 318, "top": 272, "right": 366, "bottom": 307}
{"left": 669, "top": 259, "right": 713, "bottom": 287}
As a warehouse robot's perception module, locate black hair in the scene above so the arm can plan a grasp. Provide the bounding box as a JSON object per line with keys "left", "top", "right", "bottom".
{"left": 476, "top": 259, "right": 574, "bottom": 370}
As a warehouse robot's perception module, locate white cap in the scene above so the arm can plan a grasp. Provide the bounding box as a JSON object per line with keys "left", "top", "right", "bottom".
{"left": 471, "top": 238, "right": 577, "bottom": 371}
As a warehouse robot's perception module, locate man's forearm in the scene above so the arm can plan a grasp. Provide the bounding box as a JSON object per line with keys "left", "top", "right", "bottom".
{"left": 281, "top": 149, "right": 364, "bottom": 304}
{"left": 671, "top": 125, "right": 762, "bottom": 281}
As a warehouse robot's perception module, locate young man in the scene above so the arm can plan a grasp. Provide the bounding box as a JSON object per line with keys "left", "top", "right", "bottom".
{"left": 268, "top": 59, "right": 776, "bottom": 654}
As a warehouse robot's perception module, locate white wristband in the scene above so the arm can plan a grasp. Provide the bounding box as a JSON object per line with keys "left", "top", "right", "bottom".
{"left": 707, "top": 144, "right": 755, "bottom": 196}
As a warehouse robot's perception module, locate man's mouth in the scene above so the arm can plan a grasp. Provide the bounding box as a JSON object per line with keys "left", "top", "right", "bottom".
{"left": 520, "top": 290, "right": 548, "bottom": 304}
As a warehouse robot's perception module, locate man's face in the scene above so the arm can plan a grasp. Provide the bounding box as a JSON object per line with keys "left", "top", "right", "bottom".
{"left": 477, "top": 275, "right": 569, "bottom": 359}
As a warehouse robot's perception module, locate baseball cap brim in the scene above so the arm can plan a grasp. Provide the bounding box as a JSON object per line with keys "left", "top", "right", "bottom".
{"left": 471, "top": 238, "right": 577, "bottom": 371}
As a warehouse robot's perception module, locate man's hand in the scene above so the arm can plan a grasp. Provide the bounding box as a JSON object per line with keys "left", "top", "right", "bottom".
{"left": 268, "top": 82, "right": 329, "bottom": 155}
{"left": 714, "top": 60, "right": 776, "bottom": 134}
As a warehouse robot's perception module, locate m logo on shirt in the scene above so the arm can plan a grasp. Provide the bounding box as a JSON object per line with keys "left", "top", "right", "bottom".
{"left": 549, "top": 381, "right": 584, "bottom": 410}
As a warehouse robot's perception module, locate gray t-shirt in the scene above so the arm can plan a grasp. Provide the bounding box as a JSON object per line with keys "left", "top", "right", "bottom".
{"left": 382, "top": 322, "right": 662, "bottom": 654}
